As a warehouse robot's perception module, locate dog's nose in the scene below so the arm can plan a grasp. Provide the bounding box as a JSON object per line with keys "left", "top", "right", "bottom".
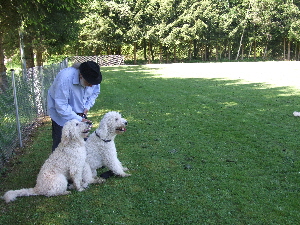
{"left": 125, "top": 121, "right": 128, "bottom": 125}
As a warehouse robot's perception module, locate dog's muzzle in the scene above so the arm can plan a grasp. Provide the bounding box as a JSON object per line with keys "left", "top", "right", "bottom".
{"left": 82, "top": 122, "right": 93, "bottom": 133}
{"left": 116, "top": 121, "right": 127, "bottom": 132}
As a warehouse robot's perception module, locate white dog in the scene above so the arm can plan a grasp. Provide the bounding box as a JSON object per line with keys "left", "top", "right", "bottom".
{"left": 2, "top": 119, "right": 101, "bottom": 203}
{"left": 85, "top": 111, "right": 131, "bottom": 181}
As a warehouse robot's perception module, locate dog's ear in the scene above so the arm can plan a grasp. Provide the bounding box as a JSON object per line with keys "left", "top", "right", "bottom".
{"left": 61, "top": 124, "right": 71, "bottom": 145}
{"left": 61, "top": 121, "right": 79, "bottom": 145}
{"left": 98, "top": 120, "right": 108, "bottom": 139}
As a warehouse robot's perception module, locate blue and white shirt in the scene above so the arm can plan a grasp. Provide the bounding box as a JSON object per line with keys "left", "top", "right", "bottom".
{"left": 47, "top": 66, "right": 100, "bottom": 126}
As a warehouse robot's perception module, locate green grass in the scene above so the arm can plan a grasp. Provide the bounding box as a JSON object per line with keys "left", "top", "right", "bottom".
{"left": 1, "top": 62, "right": 300, "bottom": 224}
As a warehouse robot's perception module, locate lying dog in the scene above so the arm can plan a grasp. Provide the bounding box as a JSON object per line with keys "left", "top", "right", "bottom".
{"left": 85, "top": 111, "right": 131, "bottom": 182}
{"left": 2, "top": 119, "right": 100, "bottom": 203}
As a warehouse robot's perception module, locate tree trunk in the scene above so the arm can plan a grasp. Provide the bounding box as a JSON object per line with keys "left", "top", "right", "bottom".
{"left": 294, "top": 42, "right": 297, "bottom": 60}
{"left": 236, "top": 29, "right": 244, "bottom": 60}
{"left": 134, "top": 42, "right": 137, "bottom": 65}
{"left": 228, "top": 44, "right": 231, "bottom": 60}
{"left": 166, "top": 52, "right": 169, "bottom": 64}
{"left": 298, "top": 43, "right": 300, "bottom": 60}
{"left": 150, "top": 42, "right": 154, "bottom": 61}
{"left": 241, "top": 44, "right": 244, "bottom": 60}
{"left": 24, "top": 34, "right": 35, "bottom": 68}
{"left": 216, "top": 44, "right": 219, "bottom": 61}
{"left": 112, "top": 46, "right": 120, "bottom": 55}
{"left": 173, "top": 45, "right": 176, "bottom": 62}
{"left": 247, "top": 42, "right": 251, "bottom": 59}
{"left": 147, "top": 41, "right": 151, "bottom": 64}
{"left": 205, "top": 45, "right": 210, "bottom": 61}
{"left": 0, "top": 33, "right": 6, "bottom": 73}
{"left": 193, "top": 39, "right": 198, "bottom": 59}
{"left": 189, "top": 40, "right": 192, "bottom": 61}
{"left": 159, "top": 43, "right": 162, "bottom": 63}
{"left": 0, "top": 32, "right": 8, "bottom": 92}
{"left": 36, "top": 46, "right": 44, "bottom": 67}
{"left": 283, "top": 38, "right": 286, "bottom": 60}
{"left": 254, "top": 40, "right": 257, "bottom": 60}
{"left": 201, "top": 45, "right": 204, "bottom": 61}
{"left": 143, "top": 38, "right": 147, "bottom": 61}
{"left": 287, "top": 40, "right": 291, "bottom": 61}
{"left": 263, "top": 44, "right": 268, "bottom": 59}
{"left": 107, "top": 45, "right": 111, "bottom": 55}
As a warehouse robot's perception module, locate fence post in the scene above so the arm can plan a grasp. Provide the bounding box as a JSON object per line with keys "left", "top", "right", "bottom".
{"left": 29, "top": 68, "right": 38, "bottom": 115}
{"left": 38, "top": 66, "right": 46, "bottom": 116}
{"left": 11, "top": 69, "right": 23, "bottom": 148}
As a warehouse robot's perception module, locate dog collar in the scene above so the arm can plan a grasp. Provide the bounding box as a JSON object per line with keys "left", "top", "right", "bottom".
{"left": 95, "top": 131, "right": 111, "bottom": 142}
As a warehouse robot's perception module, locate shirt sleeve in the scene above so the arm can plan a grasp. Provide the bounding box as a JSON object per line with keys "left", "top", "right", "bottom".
{"left": 84, "top": 84, "right": 100, "bottom": 110}
{"left": 53, "top": 74, "right": 82, "bottom": 122}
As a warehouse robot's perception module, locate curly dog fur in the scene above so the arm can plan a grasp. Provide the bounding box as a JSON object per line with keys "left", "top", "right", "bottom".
{"left": 85, "top": 111, "right": 131, "bottom": 182}
{"left": 2, "top": 119, "right": 101, "bottom": 203}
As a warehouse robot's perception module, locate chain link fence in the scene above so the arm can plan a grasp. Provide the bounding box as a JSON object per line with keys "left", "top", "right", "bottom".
{"left": 0, "top": 59, "right": 68, "bottom": 168}
{"left": 70, "top": 55, "right": 124, "bottom": 66}
{"left": 0, "top": 55, "right": 124, "bottom": 169}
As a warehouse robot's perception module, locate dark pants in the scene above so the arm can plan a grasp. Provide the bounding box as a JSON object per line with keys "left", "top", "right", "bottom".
{"left": 51, "top": 119, "right": 63, "bottom": 152}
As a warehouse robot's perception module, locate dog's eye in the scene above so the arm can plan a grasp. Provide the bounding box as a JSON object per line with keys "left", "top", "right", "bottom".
{"left": 115, "top": 118, "right": 119, "bottom": 121}
{"left": 76, "top": 123, "right": 79, "bottom": 126}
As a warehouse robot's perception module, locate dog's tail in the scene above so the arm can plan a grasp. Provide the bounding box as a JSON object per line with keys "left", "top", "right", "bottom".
{"left": 2, "top": 188, "right": 37, "bottom": 203}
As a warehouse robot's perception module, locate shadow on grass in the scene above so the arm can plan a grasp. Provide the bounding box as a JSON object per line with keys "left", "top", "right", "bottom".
{"left": 1, "top": 65, "right": 300, "bottom": 224}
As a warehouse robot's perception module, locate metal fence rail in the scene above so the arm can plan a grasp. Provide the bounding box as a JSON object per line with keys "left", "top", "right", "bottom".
{"left": 0, "top": 55, "right": 123, "bottom": 169}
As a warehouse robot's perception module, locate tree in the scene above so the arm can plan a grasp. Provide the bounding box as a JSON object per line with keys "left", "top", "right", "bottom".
{"left": 0, "top": 0, "right": 22, "bottom": 91}
{"left": 21, "top": 1, "right": 82, "bottom": 67}
{"left": 276, "top": 1, "right": 300, "bottom": 60}
{"left": 3, "top": 0, "right": 300, "bottom": 71}
{"left": 0, "top": 0, "right": 83, "bottom": 75}
{"left": 79, "top": 0, "right": 131, "bottom": 55}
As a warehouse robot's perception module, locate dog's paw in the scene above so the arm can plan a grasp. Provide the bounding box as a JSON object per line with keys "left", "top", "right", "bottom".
{"left": 121, "top": 173, "right": 131, "bottom": 177}
{"left": 91, "top": 176, "right": 106, "bottom": 183}
{"left": 82, "top": 182, "right": 89, "bottom": 189}
{"left": 95, "top": 177, "right": 106, "bottom": 184}
{"left": 62, "top": 191, "right": 71, "bottom": 195}
{"left": 77, "top": 187, "right": 85, "bottom": 192}
{"left": 68, "top": 184, "right": 75, "bottom": 190}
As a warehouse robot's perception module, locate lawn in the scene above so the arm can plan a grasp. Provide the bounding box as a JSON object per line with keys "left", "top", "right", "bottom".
{"left": 1, "top": 62, "right": 300, "bottom": 224}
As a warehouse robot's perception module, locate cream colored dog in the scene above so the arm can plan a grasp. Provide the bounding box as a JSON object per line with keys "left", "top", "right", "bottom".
{"left": 2, "top": 119, "right": 103, "bottom": 203}
{"left": 84, "top": 111, "right": 131, "bottom": 182}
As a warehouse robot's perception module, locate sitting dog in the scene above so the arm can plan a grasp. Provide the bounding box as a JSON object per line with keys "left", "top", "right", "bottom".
{"left": 85, "top": 111, "right": 131, "bottom": 182}
{"left": 2, "top": 119, "right": 101, "bottom": 203}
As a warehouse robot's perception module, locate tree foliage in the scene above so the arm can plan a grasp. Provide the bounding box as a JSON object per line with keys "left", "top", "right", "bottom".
{"left": 0, "top": 0, "right": 83, "bottom": 69}
{"left": 74, "top": 0, "right": 300, "bottom": 62}
{"left": 2, "top": 0, "right": 300, "bottom": 71}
